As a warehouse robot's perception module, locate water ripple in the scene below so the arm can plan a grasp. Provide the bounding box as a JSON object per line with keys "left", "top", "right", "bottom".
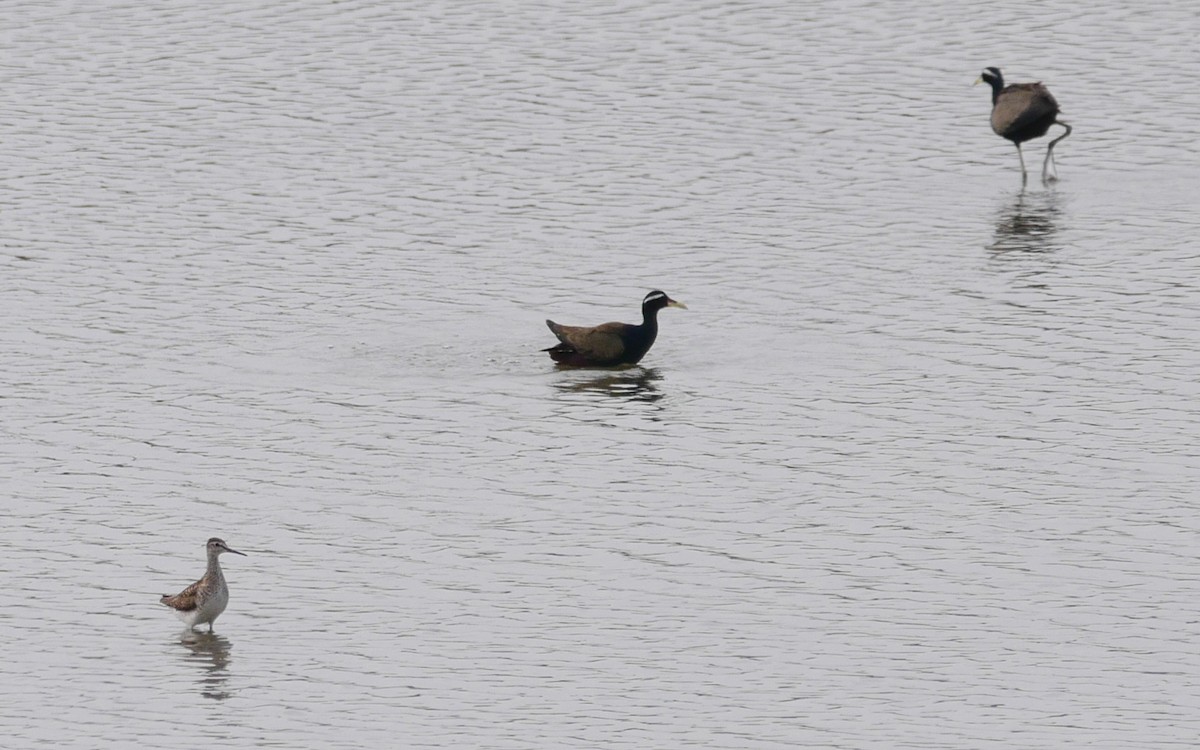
{"left": 3, "top": 0, "right": 1200, "bottom": 748}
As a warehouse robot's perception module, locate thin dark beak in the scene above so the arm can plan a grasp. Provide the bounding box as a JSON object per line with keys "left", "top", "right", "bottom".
{"left": 224, "top": 546, "right": 247, "bottom": 556}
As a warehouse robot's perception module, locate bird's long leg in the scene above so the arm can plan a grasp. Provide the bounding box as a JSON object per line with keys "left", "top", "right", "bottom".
{"left": 1043, "top": 121, "right": 1072, "bottom": 183}
{"left": 1015, "top": 143, "right": 1028, "bottom": 183}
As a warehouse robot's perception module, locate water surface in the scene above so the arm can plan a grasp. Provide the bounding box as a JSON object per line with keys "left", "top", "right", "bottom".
{"left": 3, "top": 1, "right": 1200, "bottom": 747}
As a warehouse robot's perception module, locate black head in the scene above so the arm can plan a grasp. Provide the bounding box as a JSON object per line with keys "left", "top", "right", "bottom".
{"left": 977, "top": 66, "right": 1004, "bottom": 89}
{"left": 642, "top": 290, "right": 687, "bottom": 312}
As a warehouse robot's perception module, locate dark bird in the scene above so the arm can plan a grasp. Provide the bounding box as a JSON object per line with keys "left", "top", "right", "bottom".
{"left": 543, "top": 290, "right": 687, "bottom": 367}
{"left": 976, "top": 67, "right": 1072, "bottom": 183}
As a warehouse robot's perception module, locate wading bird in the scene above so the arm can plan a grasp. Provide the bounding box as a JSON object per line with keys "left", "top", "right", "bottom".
{"left": 976, "top": 66, "right": 1072, "bottom": 183}
{"left": 160, "top": 537, "right": 246, "bottom": 632}
{"left": 543, "top": 290, "right": 687, "bottom": 367}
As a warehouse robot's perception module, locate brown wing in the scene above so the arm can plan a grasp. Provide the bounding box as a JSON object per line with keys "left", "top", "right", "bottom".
{"left": 546, "top": 320, "right": 629, "bottom": 362}
{"left": 993, "top": 83, "right": 1059, "bottom": 139}
{"left": 160, "top": 580, "right": 201, "bottom": 611}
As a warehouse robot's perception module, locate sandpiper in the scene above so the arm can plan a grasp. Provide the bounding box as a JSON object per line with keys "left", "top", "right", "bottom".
{"left": 160, "top": 537, "right": 246, "bottom": 632}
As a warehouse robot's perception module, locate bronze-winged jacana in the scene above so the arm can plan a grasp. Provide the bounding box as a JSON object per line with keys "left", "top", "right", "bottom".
{"left": 976, "top": 67, "right": 1072, "bottom": 183}
{"left": 543, "top": 290, "right": 686, "bottom": 367}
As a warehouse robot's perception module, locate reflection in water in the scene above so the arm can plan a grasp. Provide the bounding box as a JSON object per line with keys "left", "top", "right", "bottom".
{"left": 988, "top": 188, "right": 1063, "bottom": 255}
{"left": 179, "top": 632, "right": 233, "bottom": 701}
{"left": 555, "top": 367, "right": 664, "bottom": 405}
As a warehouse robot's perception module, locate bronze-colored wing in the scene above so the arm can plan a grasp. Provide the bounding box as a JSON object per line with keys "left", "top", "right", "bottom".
{"left": 546, "top": 320, "right": 629, "bottom": 362}
{"left": 160, "top": 580, "right": 201, "bottom": 612}
{"left": 993, "top": 83, "right": 1058, "bottom": 138}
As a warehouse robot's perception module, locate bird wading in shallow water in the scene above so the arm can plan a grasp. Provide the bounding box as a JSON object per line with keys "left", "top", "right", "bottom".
{"left": 975, "top": 66, "right": 1072, "bottom": 183}
{"left": 543, "top": 290, "right": 687, "bottom": 367}
{"left": 160, "top": 537, "right": 246, "bottom": 632}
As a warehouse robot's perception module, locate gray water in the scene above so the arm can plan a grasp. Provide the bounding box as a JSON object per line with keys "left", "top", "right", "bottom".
{"left": 4, "top": 0, "right": 1200, "bottom": 747}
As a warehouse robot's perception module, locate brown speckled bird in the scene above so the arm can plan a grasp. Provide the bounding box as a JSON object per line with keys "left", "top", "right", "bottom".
{"left": 160, "top": 537, "right": 246, "bottom": 632}
{"left": 543, "top": 290, "right": 687, "bottom": 367}
{"left": 976, "top": 67, "right": 1072, "bottom": 183}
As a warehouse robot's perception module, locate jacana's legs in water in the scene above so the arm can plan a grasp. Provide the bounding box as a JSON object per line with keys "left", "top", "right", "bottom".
{"left": 1042, "top": 121, "right": 1072, "bottom": 183}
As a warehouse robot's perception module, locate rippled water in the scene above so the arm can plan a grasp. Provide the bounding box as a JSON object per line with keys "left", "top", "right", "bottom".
{"left": 4, "top": 0, "right": 1200, "bottom": 747}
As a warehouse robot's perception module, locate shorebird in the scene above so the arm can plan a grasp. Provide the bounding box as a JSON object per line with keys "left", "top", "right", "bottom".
{"left": 543, "top": 290, "right": 687, "bottom": 367}
{"left": 160, "top": 537, "right": 246, "bottom": 632}
{"left": 975, "top": 66, "right": 1072, "bottom": 183}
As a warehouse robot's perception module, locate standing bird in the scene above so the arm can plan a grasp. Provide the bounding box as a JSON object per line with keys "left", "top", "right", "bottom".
{"left": 976, "top": 66, "right": 1072, "bottom": 183}
{"left": 544, "top": 290, "right": 687, "bottom": 367}
{"left": 160, "top": 537, "right": 246, "bottom": 632}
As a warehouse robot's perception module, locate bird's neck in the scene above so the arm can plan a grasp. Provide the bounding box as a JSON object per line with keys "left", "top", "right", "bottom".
{"left": 989, "top": 78, "right": 1005, "bottom": 105}
{"left": 206, "top": 552, "right": 224, "bottom": 580}
{"left": 641, "top": 305, "right": 660, "bottom": 330}
{"left": 622, "top": 306, "right": 659, "bottom": 361}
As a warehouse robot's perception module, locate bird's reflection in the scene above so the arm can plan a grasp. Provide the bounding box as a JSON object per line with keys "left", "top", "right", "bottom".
{"left": 178, "top": 632, "right": 233, "bottom": 701}
{"left": 555, "top": 366, "right": 664, "bottom": 404}
{"left": 988, "top": 188, "right": 1063, "bottom": 255}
